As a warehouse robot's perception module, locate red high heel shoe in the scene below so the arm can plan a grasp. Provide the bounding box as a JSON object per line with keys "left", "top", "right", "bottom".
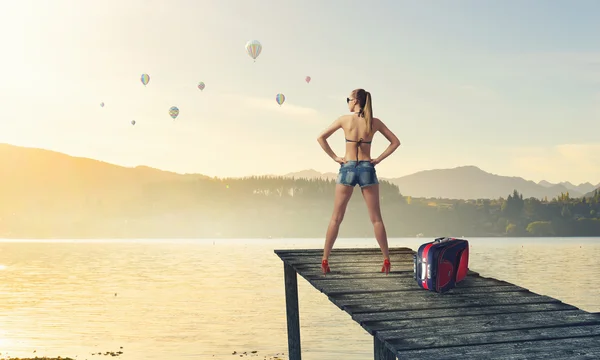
{"left": 321, "top": 259, "right": 331, "bottom": 274}
{"left": 381, "top": 258, "right": 391, "bottom": 275}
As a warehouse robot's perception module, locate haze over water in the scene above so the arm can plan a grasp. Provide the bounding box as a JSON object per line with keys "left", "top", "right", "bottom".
{"left": 1, "top": 237, "right": 598, "bottom": 360}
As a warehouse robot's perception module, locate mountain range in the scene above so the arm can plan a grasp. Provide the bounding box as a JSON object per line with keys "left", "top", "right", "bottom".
{"left": 0, "top": 143, "right": 209, "bottom": 211}
{"left": 284, "top": 166, "right": 600, "bottom": 200}
{"left": 2, "top": 143, "right": 599, "bottom": 201}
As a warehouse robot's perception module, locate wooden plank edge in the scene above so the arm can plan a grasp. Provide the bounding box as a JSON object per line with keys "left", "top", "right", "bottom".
{"left": 385, "top": 323, "right": 600, "bottom": 353}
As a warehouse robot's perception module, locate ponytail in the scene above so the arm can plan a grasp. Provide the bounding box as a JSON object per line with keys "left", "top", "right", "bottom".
{"left": 351, "top": 88, "right": 373, "bottom": 135}
{"left": 363, "top": 91, "right": 373, "bottom": 136}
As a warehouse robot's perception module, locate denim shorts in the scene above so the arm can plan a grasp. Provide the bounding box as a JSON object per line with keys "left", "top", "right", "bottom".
{"left": 336, "top": 161, "right": 379, "bottom": 188}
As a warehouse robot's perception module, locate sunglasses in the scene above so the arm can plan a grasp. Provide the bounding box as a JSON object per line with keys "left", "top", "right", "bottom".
{"left": 346, "top": 97, "right": 354, "bottom": 103}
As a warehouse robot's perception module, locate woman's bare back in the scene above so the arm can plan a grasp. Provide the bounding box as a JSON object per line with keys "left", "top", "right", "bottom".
{"left": 340, "top": 114, "right": 380, "bottom": 161}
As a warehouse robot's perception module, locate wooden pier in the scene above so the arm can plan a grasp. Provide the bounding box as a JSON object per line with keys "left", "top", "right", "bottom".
{"left": 274, "top": 247, "right": 600, "bottom": 359}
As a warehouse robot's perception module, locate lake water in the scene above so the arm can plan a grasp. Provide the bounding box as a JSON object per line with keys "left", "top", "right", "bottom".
{"left": 0, "top": 237, "right": 599, "bottom": 360}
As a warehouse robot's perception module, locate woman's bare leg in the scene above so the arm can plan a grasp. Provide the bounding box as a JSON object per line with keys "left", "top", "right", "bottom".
{"left": 360, "top": 184, "right": 390, "bottom": 259}
{"left": 322, "top": 184, "right": 355, "bottom": 260}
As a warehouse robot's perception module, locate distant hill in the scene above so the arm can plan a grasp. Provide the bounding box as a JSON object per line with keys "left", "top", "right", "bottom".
{"left": 385, "top": 166, "right": 583, "bottom": 200}
{"left": 538, "top": 180, "right": 597, "bottom": 194}
{"left": 559, "top": 181, "right": 597, "bottom": 195}
{"left": 584, "top": 187, "right": 600, "bottom": 198}
{"left": 0, "top": 143, "right": 209, "bottom": 211}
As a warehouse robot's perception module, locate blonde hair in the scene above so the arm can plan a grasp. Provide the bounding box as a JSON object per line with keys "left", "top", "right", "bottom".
{"left": 352, "top": 89, "right": 373, "bottom": 136}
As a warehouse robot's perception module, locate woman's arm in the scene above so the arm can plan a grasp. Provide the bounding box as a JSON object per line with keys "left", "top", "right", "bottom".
{"left": 317, "top": 117, "right": 343, "bottom": 161}
{"left": 373, "top": 118, "right": 400, "bottom": 163}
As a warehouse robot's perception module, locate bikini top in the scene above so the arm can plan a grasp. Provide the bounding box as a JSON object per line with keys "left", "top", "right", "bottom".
{"left": 345, "top": 138, "right": 372, "bottom": 164}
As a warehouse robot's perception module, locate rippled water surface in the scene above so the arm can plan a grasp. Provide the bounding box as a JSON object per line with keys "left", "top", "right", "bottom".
{"left": 0, "top": 237, "right": 599, "bottom": 359}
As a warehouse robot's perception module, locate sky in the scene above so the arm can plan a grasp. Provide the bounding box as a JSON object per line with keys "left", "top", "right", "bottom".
{"left": 1, "top": 0, "right": 599, "bottom": 184}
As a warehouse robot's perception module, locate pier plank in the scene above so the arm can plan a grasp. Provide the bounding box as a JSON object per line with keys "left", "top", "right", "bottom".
{"left": 393, "top": 336, "right": 600, "bottom": 359}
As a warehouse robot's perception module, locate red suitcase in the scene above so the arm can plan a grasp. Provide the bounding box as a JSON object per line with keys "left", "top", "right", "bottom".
{"left": 413, "top": 237, "right": 469, "bottom": 293}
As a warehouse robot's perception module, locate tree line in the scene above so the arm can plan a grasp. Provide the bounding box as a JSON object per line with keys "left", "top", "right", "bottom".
{"left": 1, "top": 176, "right": 599, "bottom": 238}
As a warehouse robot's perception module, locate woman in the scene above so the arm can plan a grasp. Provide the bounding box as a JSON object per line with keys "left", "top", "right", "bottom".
{"left": 316, "top": 88, "right": 401, "bottom": 275}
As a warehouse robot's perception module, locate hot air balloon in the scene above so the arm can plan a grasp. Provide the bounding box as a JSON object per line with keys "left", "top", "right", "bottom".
{"left": 198, "top": 82, "right": 205, "bottom": 91}
{"left": 169, "top": 106, "right": 179, "bottom": 119}
{"left": 100, "top": 102, "right": 104, "bottom": 107}
{"left": 131, "top": 120, "right": 136, "bottom": 125}
{"left": 305, "top": 76, "right": 311, "bottom": 84}
{"left": 141, "top": 74, "right": 150, "bottom": 86}
{"left": 245, "top": 40, "right": 262, "bottom": 62}
{"left": 275, "top": 93, "right": 285, "bottom": 106}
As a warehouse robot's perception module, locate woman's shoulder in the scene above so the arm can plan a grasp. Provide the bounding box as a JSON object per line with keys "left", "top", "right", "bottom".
{"left": 336, "top": 114, "right": 354, "bottom": 125}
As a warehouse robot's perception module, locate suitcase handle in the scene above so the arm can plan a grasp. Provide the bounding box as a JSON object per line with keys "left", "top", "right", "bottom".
{"left": 434, "top": 237, "right": 454, "bottom": 243}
